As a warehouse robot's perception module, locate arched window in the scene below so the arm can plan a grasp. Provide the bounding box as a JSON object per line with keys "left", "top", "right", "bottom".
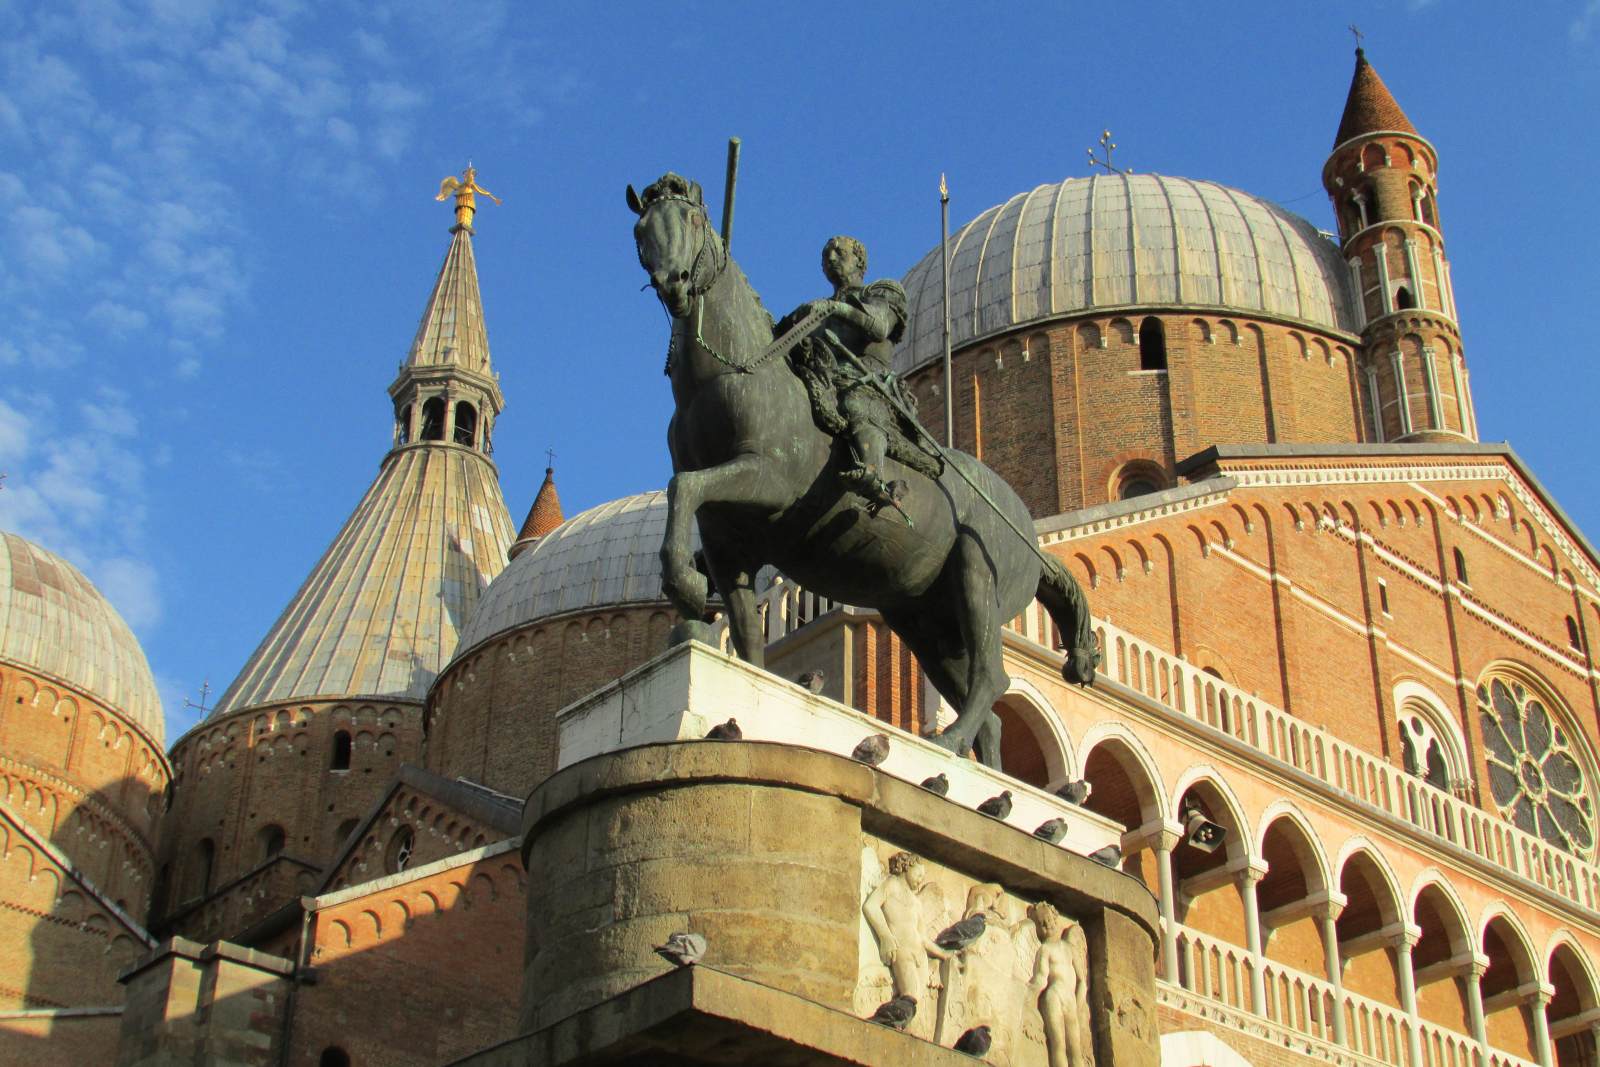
{"left": 257, "top": 824, "right": 285, "bottom": 861}
{"left": 331, "top": 730, "right": 352, "bottom": 771}
{"left": 1478, "top": 672, "right": 1597, "bottom": 856}
{"left": 319, "top": 1049, "right": 351, "bottom": 1067}
{"left": 192, "top": 838, "right": 215, "bottom": 899}
{"left": 396, "top": 404, "right": 412, "bottom": 446}
{"left": 386, "top": 826, "right": 415, "bottom": 874}
{"left": 1395, "top": 691, "right": 1466, "bottom": 794}
{"left": 1138, "top": 317, "right": 1166, "bottom": 371}
{"left": 420, "top": 397, "right": 445, "bottom": 441}
{"left": 1453, "top": 547, "right": 1468, "bottom": 585}
{"left": 1420, "top": 192, "right": 1436, "bottom": 228}
{"left": 1114, "top": 461, "right": 1166, "bottom": 501}
{"left": 1395, "top": 285, "right": 1416, "bottom": 310}
{"left": 453, "top": 401, "right": 478, "bottom": 447}
{"left": 1567, "top": 616, "right": 1582, "bottom": 650}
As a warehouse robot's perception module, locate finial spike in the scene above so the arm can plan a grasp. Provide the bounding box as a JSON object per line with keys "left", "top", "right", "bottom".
{"left": 1349, "top": 23, "right": 1364, "bottom": 52}
{"left": 545, "top": 447, "right": 557, "bottom": 470}
{"left": 1087, "top": 129, "right": 1132, "bottom": 175}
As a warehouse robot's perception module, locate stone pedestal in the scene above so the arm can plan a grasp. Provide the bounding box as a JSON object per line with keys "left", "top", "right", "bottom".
{"left": 458, "top": 643, "right": 1159, "bottom": 1066}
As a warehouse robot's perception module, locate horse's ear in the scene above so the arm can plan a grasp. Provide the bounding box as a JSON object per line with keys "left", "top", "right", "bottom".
{"left": 626, "top": 184, "right": 645, "bottom": 216}
{"left": 689, "top": 181, "right": 704, "bottom": 205}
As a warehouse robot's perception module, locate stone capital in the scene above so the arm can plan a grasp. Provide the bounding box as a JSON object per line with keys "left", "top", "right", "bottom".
{"left": 1239, "top": 859, "right": 1270, "bottom": 886}
{"left": 1310, "top": 889, "right": 1348, "bottom": 923}
{"left": 1124, "top": 818, "right": 1184, "bottom": 854}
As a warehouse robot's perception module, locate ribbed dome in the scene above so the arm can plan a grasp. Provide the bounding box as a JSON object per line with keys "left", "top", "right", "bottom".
{"left": 0, "top": 531, "right": 164, "bottom": 743}
{"left": 894, "top": 174, "right": 1356, "bottom": 374}
{"left": 453, "top": 492, "right": 687, "bottom": 660}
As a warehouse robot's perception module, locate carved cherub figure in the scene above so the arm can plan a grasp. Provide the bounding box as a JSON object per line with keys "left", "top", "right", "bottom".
{"left": 436, "top": 165, "right": 502, "bottom": 229}
{"left": 862, "top": 851, "right": 950, "bottom": 1000}
{"left": 1027, "top": 901, "right": 1092, "bottom": 1067}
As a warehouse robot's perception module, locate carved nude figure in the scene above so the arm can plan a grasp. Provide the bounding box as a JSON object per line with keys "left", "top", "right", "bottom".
{"left": 862, "top": 852, "right": 949, "bottom": 1000}
{"left": 1028, "top": 902, "right": 1092, "bottom": 1067}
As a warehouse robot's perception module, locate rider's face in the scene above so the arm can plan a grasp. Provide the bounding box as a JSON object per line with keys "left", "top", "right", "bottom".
{"left": 824, "top": 243, "right": 862, "bottom": 287}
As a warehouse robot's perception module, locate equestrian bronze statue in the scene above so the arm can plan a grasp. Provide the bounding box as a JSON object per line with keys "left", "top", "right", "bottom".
{"left": 629, "top": 172, "right": 1096, "bottom": 766}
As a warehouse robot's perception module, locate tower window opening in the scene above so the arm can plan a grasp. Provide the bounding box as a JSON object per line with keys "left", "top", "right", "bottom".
{"left": 319, "top": 1049, "right": 351, "bottom": 1067}
{"left": 258, "top": 823, "right": 285, "bottom": 861}
{"left": 1138, "top": 317, "right": 1166, "bottom": 371}
{"left": 420, "top": 397, "right": 445, "bottom": 441}
{"left": 1377, "top": 578, "right": 1390, "bottom": 616}
{"left": 1453, "top": 547, "right": 1468, "bottom": 585}
{"left": 1420, "top": 192, "right": 1436, "bottom": 228}
{"left": 1567, "top": 616, "right": 1582, "bottom": 650}
{"left": 454, "top": 401, "right": 478, "bottom": 447}
{"left": 331, "top": 730, "right": 352, "bottom": 771}
{"left": 1395, "top": 286, "right": 1416, "bottom": 310}
{"left": 397, "top": 404, "right": 412, "bottom": 446}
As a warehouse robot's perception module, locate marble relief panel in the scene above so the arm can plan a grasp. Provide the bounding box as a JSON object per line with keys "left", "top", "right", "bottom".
{"left": 854, "top": 838, "right": 1094, "bottom": 1066}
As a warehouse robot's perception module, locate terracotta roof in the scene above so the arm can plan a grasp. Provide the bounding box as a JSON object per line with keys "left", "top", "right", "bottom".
{"left": 1333, "top": 49, "right": 1416, "bottom": 148}
{"left": 520, "top": 469, "right": 564, "bottom": 540}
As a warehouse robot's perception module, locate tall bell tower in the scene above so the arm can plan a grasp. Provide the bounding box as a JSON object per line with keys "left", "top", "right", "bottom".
{"left": 1322, "top": 47, "right": 1476, "bottom": 442}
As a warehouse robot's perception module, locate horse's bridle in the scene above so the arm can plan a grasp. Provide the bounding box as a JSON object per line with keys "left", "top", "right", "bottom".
{"left": 639, "top": 194, "right": 726, "bottom": 300}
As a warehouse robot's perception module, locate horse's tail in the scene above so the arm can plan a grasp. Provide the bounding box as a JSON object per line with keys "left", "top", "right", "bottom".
{"left": 1036, "top": 552, "right": 1099, "bottom": 686}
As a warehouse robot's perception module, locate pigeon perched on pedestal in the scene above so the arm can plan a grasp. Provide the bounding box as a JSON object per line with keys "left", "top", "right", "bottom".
{"left": 1089, "top": 844, "right": 1122, "bottom": 868}
{"left": 653, "top": 931, "right": 707, "bottom": 966}
{"left": 1054, "top": 779, "right": 1093, "bottom": 806}
{"left": 953, "top": 1025, "right": 992, "bottom": 1056}
{"left": 919, "top": 772, "right": 950, "bottom": 797}
{"left": 976, "top": 790, "right": 1012, "bottom": 820}
{"left": 934, "top": 912, "right": 987, "bottom": 953}
{"left": 797, "top": 669, "right": 826, "bottom": 693}
{"left": 851, "top": 733, "right": 891, "bottom": 767}
{"left": 705, "top": 718, "right": 742, "bottom": 741}
{"left": 1033, "top": 818, "right": 1067, "bottom": 844}
{"left": 868, "top": 994, "right": 917, "bottom": 1029}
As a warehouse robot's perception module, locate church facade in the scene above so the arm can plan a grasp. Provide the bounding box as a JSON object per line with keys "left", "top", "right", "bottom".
{"left": 1, "top": 49, "right": 1597, "bottom": 1067}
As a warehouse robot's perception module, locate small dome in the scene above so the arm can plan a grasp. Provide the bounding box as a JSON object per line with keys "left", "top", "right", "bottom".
{"left": 0, "top": 531, "right": 164, "bottom": 743}
{"left": 453, "top": 492, "right": 686, "bottom": 661}
{"left": 894, "top": 174, "right": 1356, "bottom": 374}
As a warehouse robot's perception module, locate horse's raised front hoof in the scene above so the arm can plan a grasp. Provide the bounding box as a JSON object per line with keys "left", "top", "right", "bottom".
{"left": 660, "top": 565, "right": 710, "bottom": 621}
{"left": 667, "top": 619, "right": 718, "bottom": 648}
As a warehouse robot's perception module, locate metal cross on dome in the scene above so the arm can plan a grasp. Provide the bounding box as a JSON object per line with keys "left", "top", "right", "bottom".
{"left": 1087, "top": 130, "right": 1132, "bottom": 175}
{"left": 1349, "top": 23, "right": 1364, "bottom": 49}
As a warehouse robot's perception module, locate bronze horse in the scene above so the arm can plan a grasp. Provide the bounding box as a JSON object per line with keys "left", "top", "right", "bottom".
{"left": 629, "top": 173, "right": 1096, "bottom": 766}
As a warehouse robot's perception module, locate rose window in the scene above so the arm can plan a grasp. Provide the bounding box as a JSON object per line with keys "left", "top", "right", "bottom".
{"left": 1478, "top": 678, "right": 1594, "bottom": 855}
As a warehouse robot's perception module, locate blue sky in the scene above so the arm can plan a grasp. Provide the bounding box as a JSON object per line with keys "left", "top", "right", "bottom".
{"left": 1, "top": 1, "right": 1597, "bottom": 741}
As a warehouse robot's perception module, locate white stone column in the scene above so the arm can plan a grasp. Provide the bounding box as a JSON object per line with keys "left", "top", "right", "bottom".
{"left": 1464, "top": 953, "right": 1490, "bottom": 1067}
{"left": 1239, "top": 861, "right": 1269, "bottom": 1016}
{"left": 1153, "top": 824, "right": 1182, "bottom": 985}
{"left": 1316, "top": 895, "right": 1349, "bottom": 1047}
{"left": 1391, "top": 348, "right": 1412, "bottom": 436}
{"left": 1529, "top": 983, "right": 1556, "bottom": 1067}
{"left": 1394, "top": 924, "right": 1425, "bottom": 1067}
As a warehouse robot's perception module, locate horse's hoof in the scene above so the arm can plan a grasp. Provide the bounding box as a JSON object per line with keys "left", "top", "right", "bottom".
{"left": 668, "top": 620, "right": 718, "bottom": 648}
{"left": 928, "top": 730, "right": 968, "bottom": 756}
{"left": 662, "top": 568, "right": 710, "bottom": 620}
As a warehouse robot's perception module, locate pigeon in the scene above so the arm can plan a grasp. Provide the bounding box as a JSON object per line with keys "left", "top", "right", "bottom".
{"left": 653, "top": 931, "right": 707, "bottom": 966}
{"left": 953, "top": 1025, "right": 992, "bottom": 1056}
{"left": 919, "top": 772, "right": 950, "bottom": 797}
{"left": 976, "top": 790, "right": 1012, "bottom": 820}
{"left": 705, "top": 718, "right": 742, "bottom": 741}
{"left": 1089, "top": 844, "right": 1122, "bottom": 868}
{"left": 868, "top": 994, "right": 917, "bottom": 1029}
{"left": 934, "top": 912, "right": 988, "bottom": 953}
{"left": 797, "top": 669, "right": 826, "bottom": 693}
{"left": 851, "top": 733, "right": 891, "bottom": 767}
{"left": 1033, "top": 818, "right": 1067, "bottom": 844}
{"left": 1054, "top": 779, "right": 1093, "bottom": 806}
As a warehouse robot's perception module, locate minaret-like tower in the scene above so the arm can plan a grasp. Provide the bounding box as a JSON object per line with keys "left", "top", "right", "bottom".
{"left": 1323, "top": 47, "right": 1477, "bottom": 442}
{"left": 154, "top": 173, "right": 516, "bottom": 939}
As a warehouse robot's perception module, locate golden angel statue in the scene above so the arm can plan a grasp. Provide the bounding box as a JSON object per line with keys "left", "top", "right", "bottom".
{"left": 437, "top": 165, "right": 501, "bottom": 230}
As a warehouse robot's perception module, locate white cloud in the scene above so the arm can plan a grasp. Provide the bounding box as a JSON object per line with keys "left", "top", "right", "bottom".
{"left": 88, "top": 300, "right": 149, "bottom": 337}
{"left": 93, "top": 556, "right": 163, "bottom": 629}
{"left": 0, "top": 397, "right": 32, "bottom": 464}
{"left": 1574, "top": 0, "right": 1600, "bottom": 42}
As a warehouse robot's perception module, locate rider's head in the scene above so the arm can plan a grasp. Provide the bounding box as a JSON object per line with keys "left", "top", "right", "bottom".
{"left": 822, "top": 235, "right": 867, "bottom": 288}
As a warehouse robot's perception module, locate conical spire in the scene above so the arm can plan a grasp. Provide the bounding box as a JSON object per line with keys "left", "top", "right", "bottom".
{"left": 1334, "top": 48, "right": 1417, "bottom": 148}
{"left": 405, "top": 227, "right": 493, "bottom": 374}
{"left": 509, "top": 467, "right": 565, "bottom": 560}
{"left": 213, "top": 197, "right": 515, "bottom": 719}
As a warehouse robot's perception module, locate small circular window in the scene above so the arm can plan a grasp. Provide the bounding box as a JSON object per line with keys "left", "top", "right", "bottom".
{"left": 1478, "top": 677, "right": 1594, "bottom": 856}
{"left": 385, "top": 826, "right": 415, "bottom": 874}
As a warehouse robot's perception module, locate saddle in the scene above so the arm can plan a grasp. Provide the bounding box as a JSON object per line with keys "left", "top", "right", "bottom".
{"left": 788, "top": 333, "right": 944, "bottom": 482}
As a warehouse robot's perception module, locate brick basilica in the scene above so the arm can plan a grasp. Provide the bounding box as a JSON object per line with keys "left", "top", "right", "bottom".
{"left": 2, "top": 48, "right": 1598, "bottom": 1067}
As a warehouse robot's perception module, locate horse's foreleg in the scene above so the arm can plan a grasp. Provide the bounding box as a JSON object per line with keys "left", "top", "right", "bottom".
{"left": 660, "top": 455, "right": 784, "bottom": 623}
{"left": 702, "top": 545, "right": 764, "bottom": 668}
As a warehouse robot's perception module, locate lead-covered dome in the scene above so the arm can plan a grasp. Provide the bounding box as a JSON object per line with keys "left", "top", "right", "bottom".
{"left": 895, "top": 174, "right": 1356, "bottom": 374}
{"left": 0, "top": 531, "right": 164, "bottom": 743}
{"left": 452, "top": 492, "right": 684, "bottom": 661}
